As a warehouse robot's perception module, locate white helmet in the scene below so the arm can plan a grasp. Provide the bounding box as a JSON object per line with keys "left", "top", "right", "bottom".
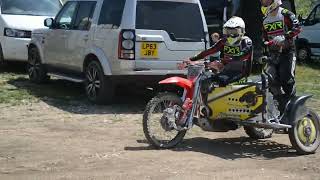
{"left": 261, "top": 0, "right": 282, "bottom": 16}
{"left": 223, "top": 16, "right": 245, "bottom": 46}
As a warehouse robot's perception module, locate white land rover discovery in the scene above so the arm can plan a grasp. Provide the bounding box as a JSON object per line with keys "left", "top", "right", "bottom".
{"left": 28, "top": 0, "right": 209, "bottom": 104}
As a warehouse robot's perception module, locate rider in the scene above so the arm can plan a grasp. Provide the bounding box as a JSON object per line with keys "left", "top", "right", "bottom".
{"left": 260, "top": 0, "right": 301, "bottom": 117}
{"left": 181, "top": 16, "right": 253, "bottom": 86}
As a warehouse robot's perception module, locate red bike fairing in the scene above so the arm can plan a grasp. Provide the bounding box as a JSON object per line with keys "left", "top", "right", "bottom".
{"left": 159, "top": 77, "right": 194, "bottom": 98}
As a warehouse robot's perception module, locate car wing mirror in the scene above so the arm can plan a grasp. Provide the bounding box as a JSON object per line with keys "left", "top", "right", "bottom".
{"left": 44, "top": 18, "right": 54, "bottom": 28}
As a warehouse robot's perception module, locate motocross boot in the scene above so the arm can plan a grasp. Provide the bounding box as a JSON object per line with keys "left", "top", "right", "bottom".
{"left": 274, "top": 95, "right": 291, "bottom": 134}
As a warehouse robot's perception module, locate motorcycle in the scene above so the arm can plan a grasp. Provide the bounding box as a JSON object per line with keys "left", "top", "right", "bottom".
{"left": 142, "top": 41, "right": 320, "bottom": 154}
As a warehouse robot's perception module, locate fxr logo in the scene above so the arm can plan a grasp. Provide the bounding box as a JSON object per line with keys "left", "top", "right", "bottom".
{"left": 264, "top": 21, "right": 284, "bottom": 32}
{"left": 224, "top": 46, "right": 241, "bottom": 56}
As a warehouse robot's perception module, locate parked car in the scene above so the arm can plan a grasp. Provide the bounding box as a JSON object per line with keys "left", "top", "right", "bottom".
{"left": 296, "top": 3, "right": 320, "bottom": 62}
{"left": 28, "top": 0, "right": 209, "bottom": 104}
{"left": 0, "top": 0, "right": 62, "bottom": 63}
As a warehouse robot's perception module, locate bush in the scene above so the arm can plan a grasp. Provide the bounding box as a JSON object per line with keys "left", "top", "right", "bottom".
{"left": 295, "top": 0, "right": 318, "bottom": 17}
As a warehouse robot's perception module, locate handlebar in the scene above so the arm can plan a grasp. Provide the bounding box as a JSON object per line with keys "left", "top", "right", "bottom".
{"left": 264, "top": 41, "right": 274, "bottom": 46}
{"left": 179, "top": 60, "right": 210, "bottom": 69}
{"left": 178, "top": 60, "right": 221, "bottom": 75}
{"left": 257, "top": 41, "right": 281, "bottom": 64}
{"left": 264, "top": 40, "right": 283, "bottom": 53}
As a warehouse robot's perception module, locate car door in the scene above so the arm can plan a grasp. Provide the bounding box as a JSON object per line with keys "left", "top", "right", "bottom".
{"left": 43, "top": 1, "right": 78, "bottom": 69}
{"left": 63, "top": 1, "right": 97, "bottom": 72}
{"left": 301, "top": 5, "right": 320, "bottom": 56}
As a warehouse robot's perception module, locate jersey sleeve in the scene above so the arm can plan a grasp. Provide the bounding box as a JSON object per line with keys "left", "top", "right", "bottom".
{"left": 190, "top": 39, "right": 225, "bottom": 61}
{"left": 241, "top": 37, "right": 253, "bottom": 55}
{"left": 282, "top": 9, "right": 301, "bottom": 39}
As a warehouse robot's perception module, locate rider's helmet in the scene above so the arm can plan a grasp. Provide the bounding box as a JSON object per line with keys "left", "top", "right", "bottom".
{"left": 261, "top": 0, "right": 282, "bottom": 16}
{"left": 223, "top": 16, "right": 245, "bottom": 46}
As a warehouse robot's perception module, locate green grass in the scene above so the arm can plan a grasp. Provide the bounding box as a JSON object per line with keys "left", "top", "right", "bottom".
{"left": 296, "top": 64, "right": 320, "bottom": 99}
{"left": 0, "top": 63, "right": 86, "bottom": 106}
{"left": 0, "top": 73, "right": 37, "bottom": 105}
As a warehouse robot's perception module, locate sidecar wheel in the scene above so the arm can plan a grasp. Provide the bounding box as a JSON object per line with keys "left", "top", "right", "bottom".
{"left": 244, "top": 126, "right": 274, "bottom": 139}
{"left": 143, "top": 92, "right": 187, "bottom": 149}
{"left": 289, "top": 110, "right": 320, "bottom": 155}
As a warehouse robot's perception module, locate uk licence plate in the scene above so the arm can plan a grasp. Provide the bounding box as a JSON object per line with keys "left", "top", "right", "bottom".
{"left": 140, "top": 42, "right": 158, "bottom": 58}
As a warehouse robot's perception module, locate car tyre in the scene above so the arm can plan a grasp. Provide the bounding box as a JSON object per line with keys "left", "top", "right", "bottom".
{"left": 27, "top": 47, "right": 49, "bottom": 83}
{"left": 297, "top": 46, "right": 311, "bottom": 64}
{"left": 85, "top": 60, "right": 114, "bottom": 104}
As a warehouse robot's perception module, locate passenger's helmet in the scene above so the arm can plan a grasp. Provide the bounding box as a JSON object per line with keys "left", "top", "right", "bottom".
{"left": 223, "top": 16, "right": 245, "bottom": 46}
{"left": 261, "top": 0, "right": 282, "bottom": 16}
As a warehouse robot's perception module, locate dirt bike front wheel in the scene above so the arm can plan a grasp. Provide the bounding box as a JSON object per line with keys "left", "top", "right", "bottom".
{"left": 143, "top": 92, "right": 187, "bottom": 149}
{"left": 289, "top": 109, "right": 320, "bottom": 155}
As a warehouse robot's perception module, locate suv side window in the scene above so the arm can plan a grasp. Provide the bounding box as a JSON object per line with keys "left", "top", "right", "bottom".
{"left": 73, "top": 1, "right": 97, "bottom": 31}
{"left": 55, "top": 1, "right": 78, "bottom": 30}
{"left": 98, "top": 0, "right": 126, "bottom": 28}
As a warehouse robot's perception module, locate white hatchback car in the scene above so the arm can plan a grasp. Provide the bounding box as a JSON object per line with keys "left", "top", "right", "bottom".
{"left": 0, "top": 0, "right": 62, "bottom": 63}
{"left": 28, "top": 0, "right": 209, "bottom": 104}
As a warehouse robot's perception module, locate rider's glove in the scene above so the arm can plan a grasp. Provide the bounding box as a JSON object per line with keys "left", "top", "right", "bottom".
{"left": 273, "top": 35, "right": 286, "bottom": 46}
{"left": 208, "top": 61, "right": 224, "bottom": 72}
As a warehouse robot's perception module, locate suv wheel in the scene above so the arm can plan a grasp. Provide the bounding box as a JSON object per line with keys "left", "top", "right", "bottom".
{"left": 85, "top": 61, "right": 114, "bottom": 104}
{"left": 297, "top": 46, "right": 311, "bottom": 63}
{"left": 27, "top": 47, "right": 49, "bottom": 83}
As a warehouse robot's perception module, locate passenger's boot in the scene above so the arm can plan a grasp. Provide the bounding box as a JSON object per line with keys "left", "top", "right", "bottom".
{"left": 274, "top": 95, "right": 290, "bottom": 134}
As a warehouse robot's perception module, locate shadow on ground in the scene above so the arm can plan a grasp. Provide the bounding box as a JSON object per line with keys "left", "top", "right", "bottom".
{"left": 0, "top": 61, "right": 27, "bottom": 74}
{"left": 9, "top": 77, "right": 154, "bottom": 114}
{"left": 1, "top": 62, "right": 153, "bottom": 115}
{"left": 125, "top": 137, "right": 298, "bottom": 160}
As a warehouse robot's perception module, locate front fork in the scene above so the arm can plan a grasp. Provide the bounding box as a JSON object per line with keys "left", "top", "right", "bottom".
{"left": 182, "top": 77, "right": 202, "bottom": 130}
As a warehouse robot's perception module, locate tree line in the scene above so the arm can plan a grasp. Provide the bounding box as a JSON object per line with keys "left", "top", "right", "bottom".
{"left": 295, "top": 0, "right": 319, "bottom": 17}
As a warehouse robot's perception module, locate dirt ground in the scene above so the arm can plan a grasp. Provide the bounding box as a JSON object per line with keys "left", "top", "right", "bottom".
{"left": 0, "top": 63, "right": 320, "bottom": 180}
{"left": 0, "top": 96, "right": 320, "bottom": 180}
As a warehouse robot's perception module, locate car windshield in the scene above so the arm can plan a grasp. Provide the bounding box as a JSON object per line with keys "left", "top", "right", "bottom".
{"left": 136, "top": 1, "right": 205, "bottom": 42}
{"left": 1, "top": 0, "right": 61, "bottom": 16}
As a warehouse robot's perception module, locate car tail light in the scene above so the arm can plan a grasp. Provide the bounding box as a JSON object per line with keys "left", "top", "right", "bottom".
{"left": 118, "top": 30, "right": 135, "bottom": 60}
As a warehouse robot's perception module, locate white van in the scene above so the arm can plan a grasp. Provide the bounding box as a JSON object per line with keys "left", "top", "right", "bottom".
{"left": 296, "top": 3, "right": 320, "bottom": 62}
{"left": 28, "top": 0, "right": 209, "bottom": 104}
{"left": 0, "top": 0, "right": 62, "bottom": 63}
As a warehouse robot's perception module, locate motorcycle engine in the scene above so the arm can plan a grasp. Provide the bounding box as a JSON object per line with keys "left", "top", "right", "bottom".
{"left": 196, "top": 118, "right": 239, "bottom": 132}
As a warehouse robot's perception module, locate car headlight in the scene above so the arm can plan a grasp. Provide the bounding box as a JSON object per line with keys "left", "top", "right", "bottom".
{"left": 4, "top": 28, "right": 31, "bottom": 38}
